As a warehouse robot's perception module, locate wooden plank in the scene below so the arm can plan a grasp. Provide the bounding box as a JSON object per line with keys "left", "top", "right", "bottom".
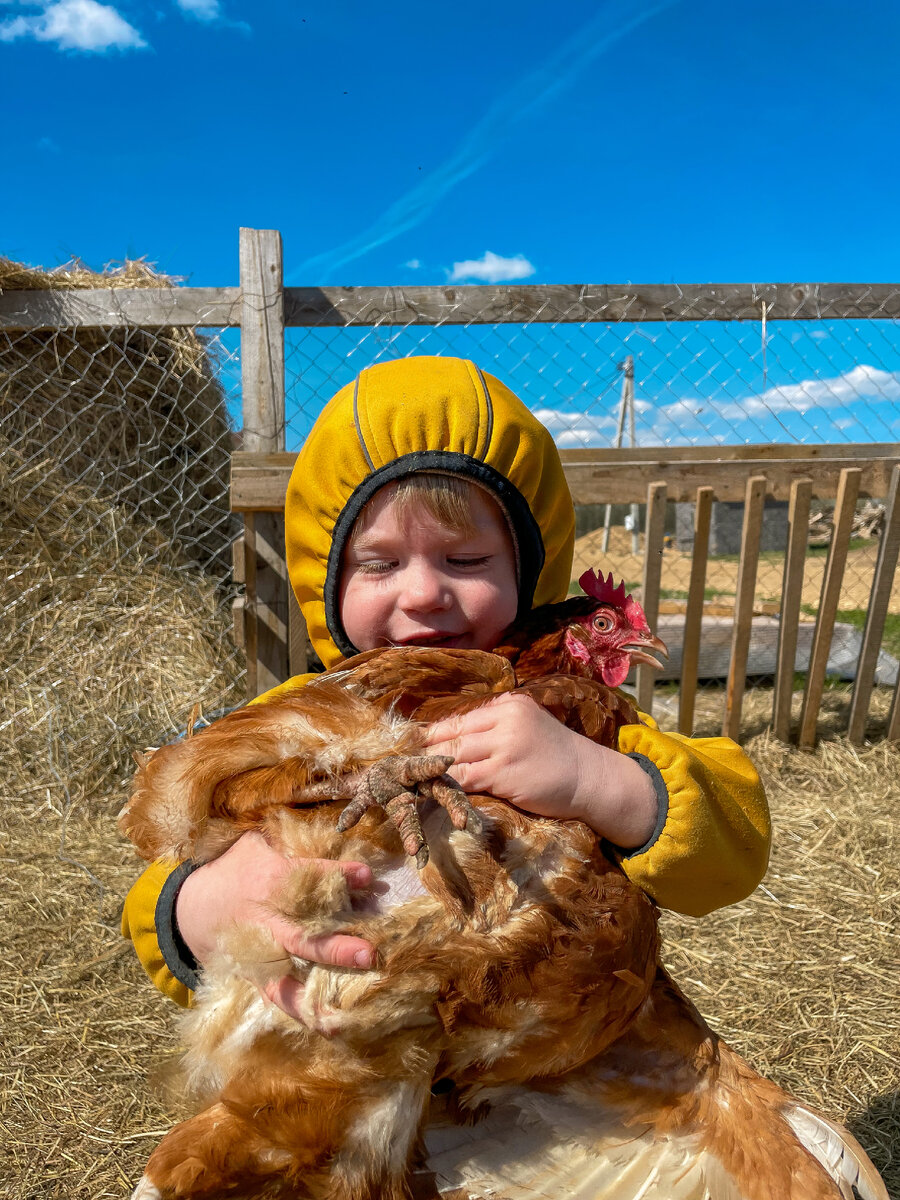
{"left": 558, "top": 442, "right": 900, "bottom": 465}
{"left": 288, "top": 586, "right": 309, "bottom": 678}
{"left": 847, "top": 463, "right": 900, "bottom": 743}
{"left": 723, "top": 476, "right": 768, "bottom": 740}
{"left": 230, "top": 451, "right": 900, "bottom": 511}
{"left": 798, "top": 468, "right": 863, "bottom": 748}
{"left": 281, "top": 282, "right": 900, "bottom": 327}
{"left": 635, "top": 482, "right": 667, "bottom": 714}
{"left": 242, "top": 514, "right": 258, "bottom": 701}
{"left": 0, "top": 286, "right": 241, "bottom": 329}
{"left": 772, "top": 479, "right": 814, "bottom": 742}
{"left": 4, "top": 281, "right": 900, "bottom": 332}
{"left": 240, "top": 229, "right": 288, "bottom": 694}
{"left": 678, "top": 487, "right": 713, "bottom": 735}
{"left": 887, "top": 673, "right": 900, "bottom": 742}
{"left": 240, "top": 228, "right": 285, "bottom": 451}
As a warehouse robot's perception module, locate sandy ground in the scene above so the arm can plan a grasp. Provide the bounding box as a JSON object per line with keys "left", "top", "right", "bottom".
{"left": 573, "top": 525, "right": 898, "bottom": 614}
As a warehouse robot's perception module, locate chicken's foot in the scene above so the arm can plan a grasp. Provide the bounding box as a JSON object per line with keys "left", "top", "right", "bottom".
{"left": 296, "top": 755, "right": 481, "bottom": 867}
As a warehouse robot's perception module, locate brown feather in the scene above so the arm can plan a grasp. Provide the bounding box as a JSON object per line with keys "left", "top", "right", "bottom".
{"left": 122, "top": 626, "right": 887, "bottom": 1200}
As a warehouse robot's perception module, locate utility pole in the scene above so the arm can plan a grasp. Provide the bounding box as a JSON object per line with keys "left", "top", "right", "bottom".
{"left": 601, "top": 355, "right": 638, "bottom": 554}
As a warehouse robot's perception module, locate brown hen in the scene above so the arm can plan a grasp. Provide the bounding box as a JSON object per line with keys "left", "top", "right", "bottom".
{"left": 120, "top": 572, "right": 887, "bottom": 1200}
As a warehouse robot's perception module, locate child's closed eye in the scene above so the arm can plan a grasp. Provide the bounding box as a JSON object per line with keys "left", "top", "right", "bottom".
{"left": 354, "top": 559, "right": 397, "bottom": 575}
{"left": 447, "top": 556, "right": 491, "bottom": 569}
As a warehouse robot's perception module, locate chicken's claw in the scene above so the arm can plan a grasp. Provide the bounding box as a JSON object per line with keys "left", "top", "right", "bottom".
{"left": 332, "top": 754, "right": 479, "bottom": 867}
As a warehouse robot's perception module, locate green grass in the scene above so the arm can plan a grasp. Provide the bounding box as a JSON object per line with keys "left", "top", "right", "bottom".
{"left": 708, "top": 537, "right": 873, "bottom": 564}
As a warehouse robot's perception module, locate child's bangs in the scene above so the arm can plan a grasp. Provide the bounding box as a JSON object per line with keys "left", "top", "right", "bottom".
{"left": 395, "top": 474, "right": 481, "bottom": 535}
{"left": 368, "top": 474, "right": 482, "bottom": 537}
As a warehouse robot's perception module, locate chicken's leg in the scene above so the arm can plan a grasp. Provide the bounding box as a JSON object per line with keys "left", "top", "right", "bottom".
{"left": 295, "top": 754, "right": 482, "bottom": 867}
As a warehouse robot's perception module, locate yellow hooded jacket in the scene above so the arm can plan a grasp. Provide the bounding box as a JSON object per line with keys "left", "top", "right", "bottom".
{"left": 122, "top": 357, "right": 769, "bottom": 1008}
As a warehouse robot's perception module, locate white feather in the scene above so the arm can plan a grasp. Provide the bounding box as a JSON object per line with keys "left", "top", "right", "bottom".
{"left": 784, "top": 1104, "right": 890, "bottom": 1200}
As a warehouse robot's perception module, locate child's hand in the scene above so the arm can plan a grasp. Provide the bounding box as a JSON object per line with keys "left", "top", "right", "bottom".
{"left": 424, "top": 693, "right": 658, "bottom": 849}
{"left": 175, "top": 831, "right": 376, "bottom": 1021}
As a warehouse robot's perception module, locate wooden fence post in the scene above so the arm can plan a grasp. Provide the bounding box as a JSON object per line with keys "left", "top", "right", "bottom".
{"left": 239, "top": 228, "right": 288, "bottom": 699}
{"left": 847, "top": 463, "right": 900, "bottom": 743}
{"left": 723, "top": 476, "right": 767, "bottom": 741}
{"left": 678, "top": 486, "right": 713, "bottom": 735}
{"left": 635, "top": 482, "right": 667, "bottom": 715}
{"left": 773, "top": 478, "right": 813, "bottom": 742}
{"left": 798, "top": 467, "right": 862, "bottom": 749}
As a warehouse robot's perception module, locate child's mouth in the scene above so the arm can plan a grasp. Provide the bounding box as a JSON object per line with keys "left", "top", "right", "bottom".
{"left": 394, "top": 633, "right": 466, "bottom": 648}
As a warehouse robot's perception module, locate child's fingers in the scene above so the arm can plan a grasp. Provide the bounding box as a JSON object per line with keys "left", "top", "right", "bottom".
{"left": 296, "top": 857, "right": 374, "bottom": 891}
{"left": 425, "top": 697, "right": 514, "bottom": 746}
{"left": 267, "top": 915, "right": 375, "bottom": 970}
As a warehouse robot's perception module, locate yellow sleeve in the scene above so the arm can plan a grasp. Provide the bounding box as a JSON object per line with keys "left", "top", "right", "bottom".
{"left": 614, "top": 714, "right": 770, "bottom": 917}
{"left": 121, "top": 673, "right": 320, "bottom": 1005}
{"left": 121, "top": 858, "right": 195, "bottom": 1008}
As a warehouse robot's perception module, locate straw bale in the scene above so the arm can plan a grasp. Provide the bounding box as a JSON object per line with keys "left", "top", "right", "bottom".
{"left": 0, "top": 257, "right": 235, "bottom": 577}
{"left": 0, "top": 434, "right": 243, "bottom": 810}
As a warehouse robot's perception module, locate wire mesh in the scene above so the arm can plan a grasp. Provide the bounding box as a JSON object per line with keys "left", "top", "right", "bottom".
{"left": 1, "top": 317, "right": 245, "bottom": 809}
{"left": 284, "top": 296, "right": 900, "bottom": 736}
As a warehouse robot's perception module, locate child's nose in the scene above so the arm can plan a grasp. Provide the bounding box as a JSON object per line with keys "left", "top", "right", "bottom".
{"left": 398, "top": 564, "right": 451, "bottom": 612}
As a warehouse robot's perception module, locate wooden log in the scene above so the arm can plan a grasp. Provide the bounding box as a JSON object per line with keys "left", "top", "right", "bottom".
{"left": 847, "top": 463, "right": 900, "bottom": 743}
{"left": 798, "top": 468, "right": 863, "bottom": 749}
{"left": 678, "top": 487, "right": 713, "bottom": 735}
{"left": 240, "top": 229, "right": 288, "bottom": 698}
{"left": 723, "top": 476, "right": 768, "bottom": 740}
{"left": 635, "top": 482, "right": 667, "bottom": 714}
{"left": 229, "top": 449, "right": 900, "bottom": 511}
{"left": 773, "top": 479, "right": 813, "bottom": 742}
{"left": 0, "top": 286, "right": 242, "bottom": 330}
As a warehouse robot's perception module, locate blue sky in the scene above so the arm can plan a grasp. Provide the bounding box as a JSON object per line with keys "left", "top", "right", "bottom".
{"left": 3, "top": 0, "right": 900, "bottom": 446}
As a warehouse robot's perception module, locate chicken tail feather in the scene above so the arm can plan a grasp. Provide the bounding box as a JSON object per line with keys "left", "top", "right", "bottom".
{"left": 782, "top": 1104, "right": 889, "bottom": 1200}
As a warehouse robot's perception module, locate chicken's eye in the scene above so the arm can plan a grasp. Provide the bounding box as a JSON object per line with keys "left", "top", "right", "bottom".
{"left": 592, "top": 614, "right": 614, "bottom": 633}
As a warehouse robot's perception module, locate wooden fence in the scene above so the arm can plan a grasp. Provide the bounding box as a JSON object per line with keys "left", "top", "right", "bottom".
{"left": 3, "top": 227, "right": 900, "bottom": 745}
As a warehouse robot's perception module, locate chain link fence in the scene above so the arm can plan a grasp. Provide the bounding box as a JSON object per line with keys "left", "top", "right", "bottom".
{"left": 285, "top": 293, "right": 900, "bottom": 736}
{"left": 3, "top": 268, "right": 900, "bottom": 821}
{"left": 0, "top": 261, "right": 245, "bottom": 815}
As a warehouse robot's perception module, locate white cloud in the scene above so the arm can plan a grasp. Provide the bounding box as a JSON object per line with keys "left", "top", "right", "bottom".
{"left": 532, "top": 406, "right": 618, "bottom": 448}
{"left": 174, "top": 0, "right": 219, "bottom": 18}
{"left": 448, "top": 251, "right": 535, "bottom": 284}
{"left": 0, "top": 0, "right": 146, "bottom": 49}
{"left": 723, "top": 364, "right": 900, "bottom": 420}
{"left": 404, "top": 258, "right": 422, "bottom": 270}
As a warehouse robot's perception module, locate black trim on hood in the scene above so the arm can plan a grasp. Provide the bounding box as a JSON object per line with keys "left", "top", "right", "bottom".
{"left": 323, "top": 451, "right": 545, "bottom": 658}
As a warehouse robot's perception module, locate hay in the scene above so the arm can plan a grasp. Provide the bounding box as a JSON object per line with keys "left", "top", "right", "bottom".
{"left": 0, "top": 433, "right": 244, "bottom": 811}
{"left": 1, "top": 721, "right": 896, "bottom": 1197}
{"left": 0, "top": 256, "right": 235, "bottom": 577}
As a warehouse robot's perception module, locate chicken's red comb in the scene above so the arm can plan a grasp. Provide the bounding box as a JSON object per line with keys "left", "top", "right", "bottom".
{"left": 578, "top": 568, "right": 631, "bottom": 607}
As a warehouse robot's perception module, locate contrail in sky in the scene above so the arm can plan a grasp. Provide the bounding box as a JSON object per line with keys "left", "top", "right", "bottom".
{"left": 288, "top": 0, "right": 677, "bottom": 284}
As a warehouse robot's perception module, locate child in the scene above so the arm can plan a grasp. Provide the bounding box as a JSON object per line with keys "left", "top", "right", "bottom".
{"left": 122, "top": 356, "right": 769, "bottom": 1016}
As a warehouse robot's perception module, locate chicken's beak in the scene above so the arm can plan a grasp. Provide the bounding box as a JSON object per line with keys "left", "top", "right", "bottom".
{"left": 625, "top": 633, "right": 669, "bottom": 671}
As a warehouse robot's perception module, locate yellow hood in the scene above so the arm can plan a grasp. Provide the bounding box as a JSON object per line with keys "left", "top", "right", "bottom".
{"left": 285, "top": 356, "right": 575, "bottom": 668}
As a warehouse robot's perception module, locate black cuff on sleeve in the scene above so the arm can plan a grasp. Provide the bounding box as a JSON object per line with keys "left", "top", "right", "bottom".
{"left": 610, "top": 752, "right": 670, "bottom": 861}
{"left": 155, "top": 860, "right": 203, "bottom": 992}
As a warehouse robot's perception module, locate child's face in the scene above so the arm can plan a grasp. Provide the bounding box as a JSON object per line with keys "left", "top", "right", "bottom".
{"left": 339, "top": 485, "right": 519, "bottom": 653}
